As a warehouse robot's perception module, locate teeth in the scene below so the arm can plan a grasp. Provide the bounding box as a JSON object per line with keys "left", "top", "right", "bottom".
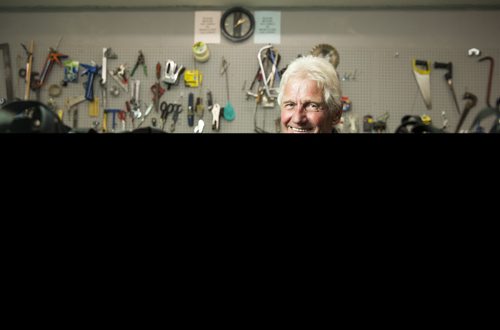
{"left": 289, "top": 126, "right": 311, "bottom": 133}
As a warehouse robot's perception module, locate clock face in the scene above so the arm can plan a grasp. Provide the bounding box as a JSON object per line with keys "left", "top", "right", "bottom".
{"left": 221, "top": 7, "right": 255, "bottom": 42}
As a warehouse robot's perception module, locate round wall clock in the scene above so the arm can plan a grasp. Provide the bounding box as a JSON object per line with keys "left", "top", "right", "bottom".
{"left": 221, "top": 7, "right": 255, "bottom": 42}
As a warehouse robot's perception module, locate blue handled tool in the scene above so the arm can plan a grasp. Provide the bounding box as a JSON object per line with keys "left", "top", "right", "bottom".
{"left": 80, "top": 62, "right": 101, "bottom": 101}
{"left": 103, "top": 108, "right": 122, "bottom": 132}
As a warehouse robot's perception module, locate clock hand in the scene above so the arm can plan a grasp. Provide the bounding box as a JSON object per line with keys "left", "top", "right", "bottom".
{"left": 234, "top": 18, "right": 247, "bottom": 28}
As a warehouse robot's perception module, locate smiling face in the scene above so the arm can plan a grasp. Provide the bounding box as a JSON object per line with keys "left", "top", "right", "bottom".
{"left": 280, "top": 78, "right": 337, "bottom": 133}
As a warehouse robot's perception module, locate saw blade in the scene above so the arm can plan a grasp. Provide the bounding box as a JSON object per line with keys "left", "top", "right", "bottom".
{"left": 412, "top": 59, "right": 432, "bottom": 110}
{"left": 311, "top": 44, "right": 340, "bottom": 69}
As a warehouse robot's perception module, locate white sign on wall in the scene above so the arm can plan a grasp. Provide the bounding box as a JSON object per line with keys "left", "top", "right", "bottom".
{"left": 254, "top": 11, "right": 281, "bottom": 44}
{"left": 194, "top": 11, "right": 221, "bottom": 44}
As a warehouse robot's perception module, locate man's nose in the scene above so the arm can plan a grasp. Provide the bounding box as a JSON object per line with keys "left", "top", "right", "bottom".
{"left": 291, "top": 105, "right": 308, "bottom": 122}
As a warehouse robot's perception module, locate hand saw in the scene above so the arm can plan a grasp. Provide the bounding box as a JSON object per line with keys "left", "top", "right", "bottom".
{"left": 412, "top": 59, "right": 432, "bottom": 110}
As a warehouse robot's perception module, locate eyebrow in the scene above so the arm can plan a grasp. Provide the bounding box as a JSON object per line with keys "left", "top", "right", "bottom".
{"left": 283, "top": 99, "right": 322, "bottom": 104}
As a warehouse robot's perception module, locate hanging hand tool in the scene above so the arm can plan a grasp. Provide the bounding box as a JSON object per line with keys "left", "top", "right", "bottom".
{"left": 187, "top": 92, "right": 195, "bottom": 127}
{"left": 211, "top": 103, "right": 221, "bottom": 131}
{"left": 170, "top": 104, "right": 183, "bottom": 133}
{"left": 440, "top": 111, "right": 448, "bottom": 130}
{"left": 103, "top": 108, "right": 122, "bottom": 132}
{"left": 136, "top": 103, "right": 154, "bottom": 129}
{"left": 64, "top": 97, "right": 85, "bottom": 110}
{"left": 80, "top": 62, "right": 102, "bottom": 101}
{"left": 221, "top": 57, "right": 235, "bottom": 121}
{"left": 150, "top": 82, "right": 165, "bottom": 113}
{"left": 0, "top": 43, "right": 14, "bottom": 101}
{"left": 100, "top": 49, "right": 116, "bottom": 110}
{"left": 88, "top": 97, "right": 100, "bottom": 118}
{"left": 109, "top": 64, "right": 129, "bottom": 92}
{"left": 34, "top": 38, "right": 68, "bottom": 90}
{"left": 124, "top": 100, "right": 131, "bottom": 125}
{"left": 434, "top": 61, "right": 461, "bottom": 115}
{"left": 207, "top": 90, "right": 220, "bottom": 130}
{"left": 207, "top": 90, "right": 214, "bottom": 111}
{"left": 131, "top": 50, "right": 147, "bottom": 77}
{"left": 455, "top": 92, "right": 477, "bottom": 133}
{"left": 373, "top": 112, "right": 390, "bottom": 133}
{"left": 59, "top": 94, "right": 85, "bottom": 123}
{"left": 194, "top": 119, "right": 204, "bottom": 133}
{"left": 478, "top": 56, "right": 495, "bottom": 108}
{"left": 163, "top": 60, "right": 184, "bottom": 89}
{"left": 258, "top": 45, "right": 280, "bottom": 101}
{"left": 151, "top": 62, "right": 165, "bottom": 113}
{"left": 363, "top": 115, "right": 374, "bottom": 133}
{"left": 246, "top": 66, "right": 262, "bottom": 99}
{"left": 160, "top": 101, "right": 183, "bottom": 132}
{"left": 266, "top": 47, "right": 281, "bottom": 89}
{"left": 412, "top": 59, "right": 432, "bottom": 110}
{"left": 130, "top": 79, "right": 140, "bottom": 103}
{"left": 63, "top": 60, "right": 79, "bottom": 84}
{"left": 101, "top": 47, "right": 117, "bottom": 85}
{"left": 195, "top": 96, "right": 204, "bottom": 118}
{"left": 118, "top": 110, "right": 127, "bottom": 131}
{"left": 20, "top": 41, "right": 34, "bottom": 100}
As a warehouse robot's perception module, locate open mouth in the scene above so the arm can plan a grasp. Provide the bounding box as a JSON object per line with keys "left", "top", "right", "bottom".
{"left": 288, "top": 126, "right": 314, "bottom": 133}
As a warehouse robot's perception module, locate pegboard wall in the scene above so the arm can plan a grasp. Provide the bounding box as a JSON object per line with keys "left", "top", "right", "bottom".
{"left": 1, "top": 8, "right": 499, "bottom": 133}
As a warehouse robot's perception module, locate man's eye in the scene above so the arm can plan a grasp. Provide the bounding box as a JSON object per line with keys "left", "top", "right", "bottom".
{"left": 283, "top": 103, "right": 295, "bottom": 110}
{"left": 305, "top": 103, "right": 321, "bottom": 112}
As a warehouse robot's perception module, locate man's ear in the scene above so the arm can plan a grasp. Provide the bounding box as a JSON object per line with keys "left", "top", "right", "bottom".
{"left": 331, "top": 109, "right": 342, "bottom": 126}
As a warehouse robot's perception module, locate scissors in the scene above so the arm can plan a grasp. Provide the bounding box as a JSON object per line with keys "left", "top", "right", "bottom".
{"left": 160, "top": 101, "right": 183, "bottom": 132}
{"left": 151, "top": 83, "right": 165, "bottom": 113}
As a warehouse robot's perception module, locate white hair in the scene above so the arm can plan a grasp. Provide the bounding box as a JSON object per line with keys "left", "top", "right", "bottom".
{"left": 278, "top": 55, "right": 342, "bottom": 113}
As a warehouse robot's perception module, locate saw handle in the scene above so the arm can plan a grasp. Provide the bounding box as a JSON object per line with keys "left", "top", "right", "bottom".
{"left": 415, "top": 60, "right": 429, "bottom": 70}
{"left": 434, "top": 62, "right": 453, "bottom": 80}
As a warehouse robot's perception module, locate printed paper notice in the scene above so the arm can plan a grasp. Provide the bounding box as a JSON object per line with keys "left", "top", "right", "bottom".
{"left": 194, "top": 11, "right": 221, "bottom": 44}
{"left": 254, "top": 11, "right": 281, "bottom": 44}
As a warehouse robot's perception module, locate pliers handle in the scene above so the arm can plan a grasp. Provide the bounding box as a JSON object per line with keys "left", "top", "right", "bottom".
{"left": 131, "top": 50, "right": 147, "bottom": 77}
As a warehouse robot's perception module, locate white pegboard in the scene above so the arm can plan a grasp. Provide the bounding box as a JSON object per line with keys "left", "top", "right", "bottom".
{"left": 1, "top": 42, "right": 498, "bottom": 133}
{"left": 370, "top": 48, "right": 500, "bottom": 133}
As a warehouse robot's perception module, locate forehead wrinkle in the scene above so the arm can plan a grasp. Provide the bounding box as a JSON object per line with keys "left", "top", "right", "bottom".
{"left": 284, "top": 79, "right": 323, "bottom": 104}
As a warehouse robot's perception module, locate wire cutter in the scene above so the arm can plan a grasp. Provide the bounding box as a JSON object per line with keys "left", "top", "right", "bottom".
{"left": 131, "top": 50, "right": 147, "bottom": 77}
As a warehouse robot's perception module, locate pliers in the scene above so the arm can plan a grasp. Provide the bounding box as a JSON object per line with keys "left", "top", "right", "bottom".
{"left": 131, "top": 50, "right": 147, "bottom": 77}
